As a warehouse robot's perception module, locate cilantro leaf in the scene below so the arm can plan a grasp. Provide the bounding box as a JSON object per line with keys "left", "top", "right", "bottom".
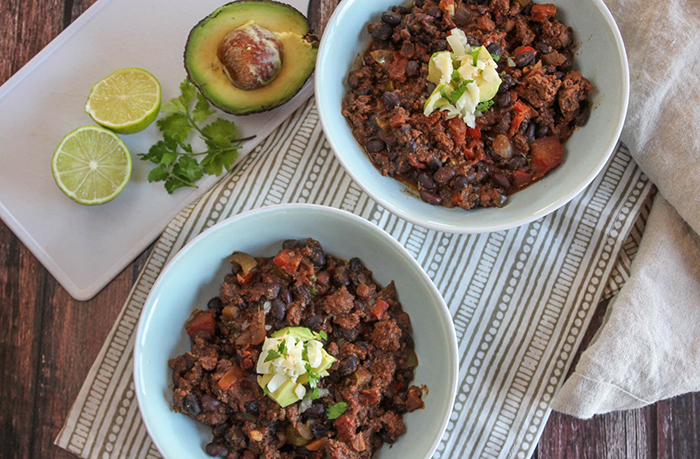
{"left": 305, "top": 363, "right": 320, "bottom": 388}
{"left": 451, "top": 69, "right": 461, "bottom": 83}
{"left": 468, "top": 47, "right": 481, "bottom": 66}
{"left": 476, "top": 99, "right": 495, "bottom": 112}
{"left": 263, "top": 385, "right": 271, "bottom": 396}
{"left": 201, "top": 147, "right": 239, "bottom": 176}
{"left": 180, "top": 79, "right": 196, "bottom": 106}
{"left": 192, "top": 92, "right": 215, "bottom": 122}
{"left": 278, "top": 340, "right": 288, "bottom": 357}
{"left": 147, "top": 166, "right": 170, "bottom": 183}
{"left": 309, "top": 286, "right": 318, "bottom": 296}
{"left": 173, "top": 156, "right": 203, "bottom": 183}
{"left": 202, "top": 118, "right": 239, "bottom": 148}
{"left": 157, "top": 113, "right": 192, "bottom": 143}
{"left": 326, "top": 402, "right": 348, "bottom": 420}
{"left": 302, "top": 345, "right": 309, "bottom": 362}
{"left": 492, "top": 54, "right": 501, "bottom": 62}
{"left": 311, "top": 387, "right": 319, "bottom": 400}
{"left": 318, "top": 331, "right": 328, "bottom": 341}
{"left": 265, "top": 349, "right": 281, "bottom": 362}
{"left": 160, "top": 97, "right": 188, "bottom": 115}
{"left": 447, "top": 80, "right": 470, "bottom": 104}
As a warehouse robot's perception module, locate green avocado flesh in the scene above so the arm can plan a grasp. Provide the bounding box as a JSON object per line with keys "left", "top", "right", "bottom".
{"left": 185, "top": 0, "right": 318, "bottom": 115}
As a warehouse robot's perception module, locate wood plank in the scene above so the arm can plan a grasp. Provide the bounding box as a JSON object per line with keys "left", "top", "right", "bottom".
{"left": 658, "top": 392, "right": 700, "bottom": 459}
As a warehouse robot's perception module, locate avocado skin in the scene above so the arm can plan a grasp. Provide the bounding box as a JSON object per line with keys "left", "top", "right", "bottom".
{"left": 184, "top": 0, "right": 319, "bottom": 116}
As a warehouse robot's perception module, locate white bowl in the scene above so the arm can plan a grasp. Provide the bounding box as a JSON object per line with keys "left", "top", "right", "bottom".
{"left": 134, "top": 204, "right": 458, "bottom": 459}
{"left": 316, "top": 0, "right": 629, "bottom": 233}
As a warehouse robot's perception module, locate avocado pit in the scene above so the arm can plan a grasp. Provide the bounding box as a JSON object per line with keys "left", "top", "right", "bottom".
{"left": 217, "top": 23, "right": 283, "bottom": 91}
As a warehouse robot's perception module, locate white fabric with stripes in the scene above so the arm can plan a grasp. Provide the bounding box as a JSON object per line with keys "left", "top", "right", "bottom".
{"left": 56, "top": 98, "right": 654, "bottom": 459}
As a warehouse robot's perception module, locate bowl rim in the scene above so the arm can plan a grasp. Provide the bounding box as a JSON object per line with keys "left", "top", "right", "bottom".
{"left": 134, "top": 203, "right": 459, "bottom": 459}
{"left": 315, "top": 0, "right": 630, "bottom": 234}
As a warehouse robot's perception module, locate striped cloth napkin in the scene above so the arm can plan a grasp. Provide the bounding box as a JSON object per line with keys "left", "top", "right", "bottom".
{"left": 55, "top": 98, "right": 652, "bottom": 459}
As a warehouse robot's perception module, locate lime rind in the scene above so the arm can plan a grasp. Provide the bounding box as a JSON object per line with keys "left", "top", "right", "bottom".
{"left": 85, "top": 68, "right": 161, "bottom": 135}
{"left": 52, "top": 125, "right": 132, "bottom": 205}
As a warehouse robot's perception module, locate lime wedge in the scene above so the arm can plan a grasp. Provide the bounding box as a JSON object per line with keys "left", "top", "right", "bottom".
{"left": 52, "top": 126, "right": 132, "bottom": 205}
{"left": 85, "top": 68, "right": 161, "bottom": 134}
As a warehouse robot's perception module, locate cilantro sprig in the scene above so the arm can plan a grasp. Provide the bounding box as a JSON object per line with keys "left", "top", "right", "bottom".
{"left": 265, "top": 349, "right": 281, "bottom": 362}
{"left": 327, "top": 402, "right": 348, "bottom": 420}
{"left": 139, "top": 79, "right": 255, "bottom": 194}
{"left": 476, "top": 99, "right": 495, "bottom": 112}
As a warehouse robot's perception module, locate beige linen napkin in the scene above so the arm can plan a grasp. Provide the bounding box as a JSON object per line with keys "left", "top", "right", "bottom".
{"left": 552, "top": 0, "right": 700, "bottom": 417}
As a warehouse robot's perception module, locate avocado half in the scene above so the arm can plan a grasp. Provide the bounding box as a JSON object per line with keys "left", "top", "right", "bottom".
{"left": 184, "top": 0, "right": 318, "bottom": 115}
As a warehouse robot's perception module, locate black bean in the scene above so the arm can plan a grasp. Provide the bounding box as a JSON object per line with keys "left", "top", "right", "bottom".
{"left": 535, "top": 42, "right": 553, "bottom": 54}
{"left": 467, "top": 35, "right": 481, "bottom": 47}
{"left": 451, "top": 175, "right": 469, "bottom": 190}
{"left": 244, "top": 400, "right": 260, "bottom": 414}
{"left": 465, "top": 170, "right": 477, "bottom": 182}
{"left": 500, "top": 72, "right": 515, "bottom": 89}
{"left": 381, "top": 11, "right": 401, "bottom": 26}
{"left": 454, "top": 5, "right": 471, "bottom": 27}
{"left": 366, "top": 137, "right": 386, "bottom": 153}
{"left": 508, "top": 156, "right": 527, "bottom": 169}
{"left": 304, "top": 315, "right": 324, "bottom": 330}
{"left": 184, "top": 353, "right": 196, "bottom": 369}
{"left": 312, "top": 424, "right": 330, "bottom": 438}
{"left": 382, "top": 91, "right": 401, "bottom": 109}
{"left": 205, "top": 443, "right": 229, "bottom": 457}
{"left": 536, "top": 124, "right": 550, "bottom": 138}
{"left": 405, "top": 334, "right": 415, "bottom": 350}
{"left": 492, "top": 173, "right": 511, "bottom": 189}
{"left": 271, "top": 299, "right": 286, "bottom": 321}
{"left": 333, "top": 266, "right": 351, "bottom": 286}
{"left": 340, "top": 327, "right": 359, "bottom": 341}
{"left": 394, "top": 157, "right": 412, "bottom": 175}
{"left": 415, "top": 0, "right": 425, "bottom": 7}
{"left": 279, "top": 287, "right": 292, "bottom": 304}
{"left": 201, "top": 394, "right": 221, "bottom": 412}
{"left": 184, "top": 393, "right": 201, "bottom": 416}
{"left": 434, "top": 39, "right": 448, "bottom": 51}
{"left": 265, "top": 283, "right": 281, "bottom": 300}
{"left": 380, "top": 430, "right": 396, "bottom": 444}
{"left": 338, "top": 355, "right": 359, "bottom": 377}
{"left": 238, "top": 299, "right": 249, "bottom": 310}
{"left": 349, "top": 258, "right": 364, "bottom": 271}
{"left": 419, "top": 34, "right": 432, "bottom": 45}
{"left": 305, "top": 403, "right": 325, "bottom": 418}
{"left": 392, "top": 5, "right": 409, "bottom": 14}
{"left": 213, "top": 423, "right": 229, "bottom": 437}
{"left": 302, "top": 239, "right": 326, "bottom": 266}
{"left": 282, "top": 239, "right": 299, "bottom": 250}
{"left": 427, "top": 154, "right": 443, "bottom": 170}
{"left": 486, "top": 43, "right": 502, "bottom": 56}
{"left": 527, "top": 123, "right": 536, "bottom": 143}
{"left": 372, "top": 23, "right": 393, "bottom": 41}
{"left": 497, "top": 91, "right": 512, "bottom": 108}
{"left": 553, "top": 71, "right": 565, "bottom": 80}
{"left": 347, "top": 73, "right": 361, "bottom": 89}
{"left": 417, "top": 172, "right": 436, "bottom": 190}
{"left": 207, "top": 297, "right": 222, "bottom": 310}
{"left": 433, "top": 166, "right": 455, "bottom": 185}
{"left": 405, "top": 60, "right": 420, "bottom": 78}
{"left": 574, "top": 103, "right": 591, "bottom": 127}
{"left": 419, "top": 190, "right": 442, "bottom": 206}
{"left": 514, "top": 51, "right": 535, "bottom": 67}
{"left": 426, "top": 5, "right": 441, "bottom": 17}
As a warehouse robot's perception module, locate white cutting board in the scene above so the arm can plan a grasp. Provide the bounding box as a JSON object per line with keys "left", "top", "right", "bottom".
{"left": 0, "top": 0, "right": 312, "bottom": 300}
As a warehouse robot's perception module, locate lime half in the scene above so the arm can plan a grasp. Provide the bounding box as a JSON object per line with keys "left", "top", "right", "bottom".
{"left": 85, "top": 68, "right": 161, "bottom": 134}
{"left": 52, "top": 126, "right": 132, "bottom": 205}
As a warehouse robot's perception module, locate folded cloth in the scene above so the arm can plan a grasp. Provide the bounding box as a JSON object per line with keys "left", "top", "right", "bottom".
{"left": 552, "top": 0, "right": 700, "bottom": 417}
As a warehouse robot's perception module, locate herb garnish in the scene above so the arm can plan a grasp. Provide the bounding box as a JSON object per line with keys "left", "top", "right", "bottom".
{"left": 265, "top": 349, "right": 281, "bottom": 362}
{"left": 139, "top": 79, "right": 254, "bottom": 194}
{"left": 327, "top": 402, "right": 348, "bottom": 420}
{"left": 476, "top": 100, "right": 495, "bottom": 112}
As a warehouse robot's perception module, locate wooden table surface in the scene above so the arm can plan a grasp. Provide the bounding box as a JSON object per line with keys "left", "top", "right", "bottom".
{"left": 1, "top": 0, "right": 698, "bottom": 458}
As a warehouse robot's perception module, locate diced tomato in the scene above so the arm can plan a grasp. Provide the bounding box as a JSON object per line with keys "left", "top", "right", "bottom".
{"left": 512, "top": 170, "right": 533, "bottom": 189}
{"left": 530, "top": 4, "right": 557, "bottom": 22}
{"left": 513, "top": 45, "right": 537, "bottom": 57}
{"left": 236, "top": 269, "right": 258, "bottom": 286}
{"left": 218, "top": 364, "right": 244, "bottom": 391}
{"left": 530, "top": 136, "right": 563, "bottom": 178}
{"left": 508, "top": 100, "right": 531, "bottom": 137}
{"left": 334, "top": 414, "right": 358, "bottom": 444}
{"left": 185, "top": 311, "right": 216, "bottom": 339}
{"left": 388, "top": 54, "right": 408, "bottom": 83}
{"left": 273, "top": 249, "right": 302, "bottom": 276}
{"left": 368, "top": 299, "right": 389, "bottom": 320}
{"left": 465, "top": 125, "right": 482, "bottom": 139}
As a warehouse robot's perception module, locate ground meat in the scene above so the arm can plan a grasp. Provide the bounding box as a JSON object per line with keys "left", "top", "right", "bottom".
{"left": 324, "top": 286, "right": 355, "bottom": 316}
{"left": 520, "top": 69, "right": 562, "bottom": 108}
{"left": 558, "top": 71, "right": 594, "bottom": 122}
{"left": 342, "top": 0, "right": 593, "bottom": 210}
{"left": 169, "top": 240, "right": 422, "bottom": 458}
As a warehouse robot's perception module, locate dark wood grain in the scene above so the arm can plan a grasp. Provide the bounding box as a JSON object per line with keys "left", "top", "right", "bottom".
{"left": 1, "top": 1, "right": 699, "bottom": 458}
